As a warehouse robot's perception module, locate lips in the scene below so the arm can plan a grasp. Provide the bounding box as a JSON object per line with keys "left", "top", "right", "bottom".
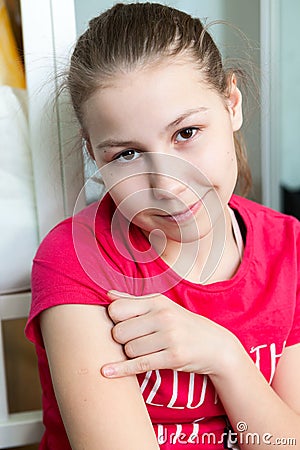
{"left": 160, "top": 199, "right": 203, "bottom": 223}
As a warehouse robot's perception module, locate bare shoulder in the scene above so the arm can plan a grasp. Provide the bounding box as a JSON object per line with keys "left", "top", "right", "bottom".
{"left": 271, "top": 343, "right": 300, "bottom": 415}
{"left": 40, "top": 304, "right": 159, "bottom": 450}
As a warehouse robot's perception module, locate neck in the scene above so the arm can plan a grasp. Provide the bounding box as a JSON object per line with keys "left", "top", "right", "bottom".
{"left": 153, "top": 206, "right": 240, "bottom": 284}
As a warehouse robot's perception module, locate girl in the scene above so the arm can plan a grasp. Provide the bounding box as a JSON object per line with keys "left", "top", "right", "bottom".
{"left": 26, "top": 3, "right": 300, "bottom": 449}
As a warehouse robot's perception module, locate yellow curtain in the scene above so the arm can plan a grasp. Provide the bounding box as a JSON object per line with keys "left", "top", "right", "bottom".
{"left": 0, "top": 0, "right": 25, "bottom": 88}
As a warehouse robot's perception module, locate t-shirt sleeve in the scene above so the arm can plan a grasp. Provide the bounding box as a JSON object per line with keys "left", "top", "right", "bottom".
{"left": 285, "top": 218, "right": 300, "bottom": 347}
{"left": 25, "top": 216, "right": 128, "bottom": 348}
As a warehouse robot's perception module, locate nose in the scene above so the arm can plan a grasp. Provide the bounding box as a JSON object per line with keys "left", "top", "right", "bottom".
{"left": 146, "top": 152, "right": 188, "bottom": 200}
{"left": 150, "top": 172, "right": 187, "bottom": 200}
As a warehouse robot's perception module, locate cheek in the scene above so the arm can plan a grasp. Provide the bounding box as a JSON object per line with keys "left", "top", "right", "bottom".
{"left": 108, "top": 175, "right": 152, "bottom": 220}
{"left": 130, "top": 212, "right": 154, "bottom": 234}
{"left": 225, "top": 133, "right": 239, "bottom": 175}
{"left": 196, "top": 132, "right": 237, "bottom": 176}
{"left": 101, "top": 165, "right": 147, "bottom": 196}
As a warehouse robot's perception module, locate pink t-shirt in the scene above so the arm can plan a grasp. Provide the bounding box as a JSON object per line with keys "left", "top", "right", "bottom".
{"left": 26, "top": 194, "right": 300, "bottom": 449}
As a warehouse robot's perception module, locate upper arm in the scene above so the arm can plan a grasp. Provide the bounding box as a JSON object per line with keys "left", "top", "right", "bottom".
{"left": 40, "top": 304, "right": 159, "bottom": 450}
{"left": 271, "top": 343, "right": 300, "bottom": 414}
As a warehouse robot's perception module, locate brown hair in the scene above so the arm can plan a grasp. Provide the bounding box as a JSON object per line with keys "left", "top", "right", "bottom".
{"left": 67, "top": 2, "right": 252, "bottom": 195}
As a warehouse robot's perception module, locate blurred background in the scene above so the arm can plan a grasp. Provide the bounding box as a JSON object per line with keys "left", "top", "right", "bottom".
{"left": 0, "top": 1, "right": 299, "bottom": 449}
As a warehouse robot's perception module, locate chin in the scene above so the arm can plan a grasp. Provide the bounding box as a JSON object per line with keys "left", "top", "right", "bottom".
{"left": 161, "top": 225, "right": 211, "bottom": 244}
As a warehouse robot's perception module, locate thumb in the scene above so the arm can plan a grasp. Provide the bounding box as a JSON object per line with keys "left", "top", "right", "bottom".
{"left": 108, "top": 290, "right": 160, "bottom": 300}
{"left": 107, "top": 290, "right": 131, "bottom": 300}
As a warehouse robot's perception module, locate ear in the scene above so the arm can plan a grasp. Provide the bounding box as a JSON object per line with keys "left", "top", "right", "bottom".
{"left": 227, "top": 74, "right": 243, "bottom": 132}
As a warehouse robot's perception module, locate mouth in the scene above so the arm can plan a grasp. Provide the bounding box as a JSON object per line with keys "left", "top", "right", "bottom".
{"left": 158, "top": 199, "right": 203, "bottom": 223}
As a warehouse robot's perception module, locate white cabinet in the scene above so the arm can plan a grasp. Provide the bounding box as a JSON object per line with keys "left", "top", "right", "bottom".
{"left": 0, "top": 294, "right": 43, "bottom": 448}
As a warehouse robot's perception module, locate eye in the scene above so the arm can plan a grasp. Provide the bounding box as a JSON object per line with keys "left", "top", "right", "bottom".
{"left": 175, "top": 127, "right": 199, "bottom": 143}
{"left": 114, "top": 149, "right": 141, "bottom": 163}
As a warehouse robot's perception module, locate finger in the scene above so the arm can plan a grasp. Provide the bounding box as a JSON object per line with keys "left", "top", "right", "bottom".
{"left": 101, "top": 352, "right": 167, "bottom": 378}
{"left": 112, "top": 313, "right": 157, "bottom": 344}
{"left": 124, "top": 332, "right": 165, "bottom": 359}
{"left": 107, "top": 290, "right": 131, "bottom": 300}
{"left": 107, "top": 290, "right": 160, "bottom": 300}
{"left": 107, "top": 297, "right": 154, "bottom": 323}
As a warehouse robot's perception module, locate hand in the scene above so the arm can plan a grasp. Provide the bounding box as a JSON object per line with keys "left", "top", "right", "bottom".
{"left": 101, "top": 291, "right": 237, "bottom": 378}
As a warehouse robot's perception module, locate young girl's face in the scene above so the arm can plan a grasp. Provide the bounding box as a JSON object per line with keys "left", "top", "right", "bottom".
{"left": 83, "top": 58, "right": 242, "bottom": 243}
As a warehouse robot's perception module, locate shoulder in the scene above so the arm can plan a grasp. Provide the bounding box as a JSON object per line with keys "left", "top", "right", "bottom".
{"left": 230, "top": 194, "right": 300, "bottom": 239}
{"left": 30, "top": 192, "right": 140, "bottom": 316}
{"left": 27, "top": 194, "right": 119, "bottom": 346}
{"left": 33, "top": 193, "right": 130, "bottom": 290}
{"left": 36, "top": 193, "right": 115, "bottom": 259}
{"left": 229, "top": 195, "right": 299, "bottom": 276}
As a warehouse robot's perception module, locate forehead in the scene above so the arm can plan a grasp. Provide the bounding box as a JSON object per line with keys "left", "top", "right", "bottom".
{"left": 82, "top": 59, "right": 223, "bottom": 135}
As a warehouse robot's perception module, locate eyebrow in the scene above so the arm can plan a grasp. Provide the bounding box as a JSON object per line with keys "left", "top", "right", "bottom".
{"left": 96, "top": 107, "right": 209, "bottom": 151}
{"left": 165, "top": 107, "right": 208, "bottom": 130}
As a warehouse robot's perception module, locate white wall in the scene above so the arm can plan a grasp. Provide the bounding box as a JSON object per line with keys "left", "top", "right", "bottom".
{"left": 74, "top": 0, "right": 225, "bottom": 43}
{"left": 280, "top": 0, "right": 300, "bottom": 190}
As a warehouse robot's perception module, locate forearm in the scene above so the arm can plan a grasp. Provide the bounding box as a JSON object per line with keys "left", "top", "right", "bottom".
{"left": 209, "top": 338, "right": 300, "bottom": 449}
